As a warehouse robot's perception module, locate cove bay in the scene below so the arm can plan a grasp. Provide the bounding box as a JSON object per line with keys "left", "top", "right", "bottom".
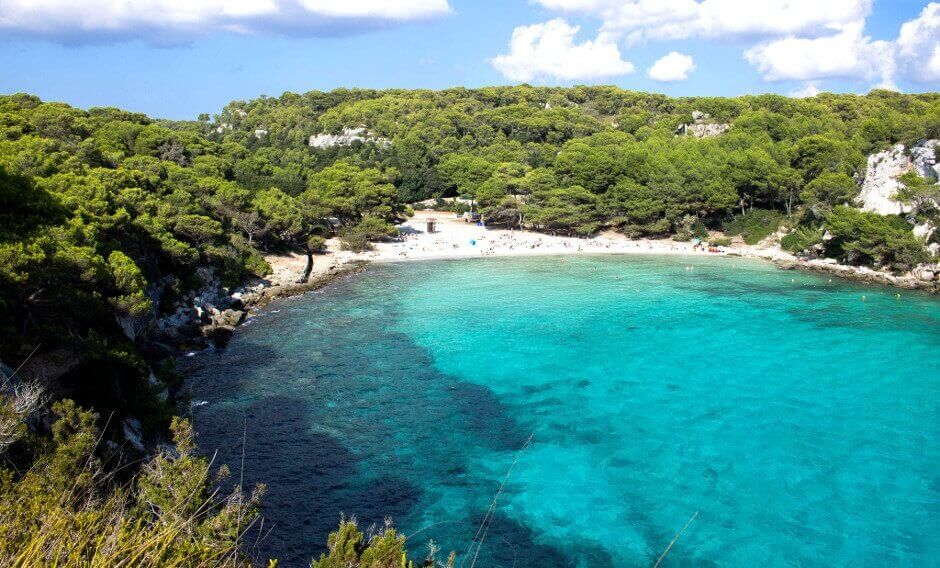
{"left": 185, "top": 255, "right": 940, "bottom": 567}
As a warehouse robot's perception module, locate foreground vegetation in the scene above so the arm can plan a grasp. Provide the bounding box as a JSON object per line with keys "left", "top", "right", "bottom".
{"left": 0, "top": 378, "right": 438, "bottom": 566}
{"left": 1, "top": 86, "right": 938, "bottom": 564}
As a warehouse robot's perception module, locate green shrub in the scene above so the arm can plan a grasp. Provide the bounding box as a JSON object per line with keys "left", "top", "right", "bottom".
{"left": 709, "top": 236, "right": 733, "bottom": 247}
{"left": 312, "top": 518, "right": 451, "bottom": 568}
{"left": 781, "top": 225, "right": 824, "bottom": 253}
{"left": 340, "top": 217, "right": 399, "bottom": 252}
{"left": 340, "top": 232, "right": 373, "bottom": 252}
{"left": 674, "top": 215, "right": 706, "bottom": 241}
{"left": 824, "top": 206, "right": 926, "bottom": 271}
{"left": 722, "top": 209, "right": 784, "bottom": 245}
{"left": 0, "top": 400, "right": 263, "bottom": 567}
{"left": 307, "top": 235, "right": 327, "bottom": 253}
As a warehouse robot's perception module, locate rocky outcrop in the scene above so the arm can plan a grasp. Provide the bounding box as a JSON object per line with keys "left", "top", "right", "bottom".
{"left": 200, "top": 308, "right": 246, "bottom": 346}
{"left": 151, "top": 266, "right": 245, "bottom": 348}
{"left": 912, "top": 263, "right": 939, "bottom": 282}
{"left": 148, "top": 261, "right": 370, "bottom": 351}
{"left": 857, "top": 143, "right": 911, "bottom": 215}
{"left": 775, "top": 258, "right": 939, "bottom": 293}
{"left": 308, "top": 127, "right": 391, "bottom": 149}
{"left": 857, "top": 140, "right": 940, "bottom": 215}
{"left": 911, "top": 139, "right": 939, "bottom": 181}
{"left": 676, "top": 111, "right": 730, "bottom": 139}
{"left": 121, "top": 418, "right": 145, "bottom": 453}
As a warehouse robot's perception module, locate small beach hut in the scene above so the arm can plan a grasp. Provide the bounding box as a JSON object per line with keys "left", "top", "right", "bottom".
{"left": 426, "top": 218, "right": 437, "bottom": 233}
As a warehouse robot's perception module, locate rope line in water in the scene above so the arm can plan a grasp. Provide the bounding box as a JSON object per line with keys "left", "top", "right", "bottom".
{"left": 462, "top": 433, "right": 534, "bottom": 568}
{"left": 652, "top": 510, "right": 699, "bottom": 568}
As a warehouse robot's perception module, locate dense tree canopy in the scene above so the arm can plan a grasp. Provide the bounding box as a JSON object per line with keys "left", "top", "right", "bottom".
{"left": 0, "top": 85, "right": 938, "bottom": 567}
{"left": 1, "top": 87, "right": 938, "bottom": 424}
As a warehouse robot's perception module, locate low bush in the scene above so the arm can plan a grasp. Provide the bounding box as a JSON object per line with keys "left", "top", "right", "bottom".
{"left": 824, "top": 206, "right": 926, "bottom": 271}
{"left": 781, "top": 225, "right": 824, "bottom": 253}
{"left": 340, "top": 232, "right": 374, "bottom": 253}
{"left": 0, "top": 397, "right": 264, "bottom": 567}
{"left": 312, "top": 518, "right": 453, "bottom": 568}
{"left": 722, "top": 209, "right": 784, "bottom": 245}
{"left": 340, "top": 217, "right": 400, "bottom": 252}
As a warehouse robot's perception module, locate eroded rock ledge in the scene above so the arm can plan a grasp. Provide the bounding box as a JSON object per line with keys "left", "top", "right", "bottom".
{"left": 149, "top": 260, "right": 370, "bottom": 352}
{"left": 775, "top": 258, "right": 939, "bottom": 293}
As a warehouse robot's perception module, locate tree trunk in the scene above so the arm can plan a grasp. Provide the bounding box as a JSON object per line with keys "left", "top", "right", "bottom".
{"left": 298, "top": 252, "right": 313, "bottom": 284}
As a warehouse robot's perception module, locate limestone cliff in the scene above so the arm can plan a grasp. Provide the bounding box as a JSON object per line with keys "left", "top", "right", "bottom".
{"left": 676, "top": 110, "right": 730, "bottom": 139}
{"left": 308, "top": 127, "right": 391, "bottom": 149}
{"left": 856, "top": 140, "right": 940, "bottom": 257}
{"left": 857, "top": 143, "right": 912, "bottom": 215}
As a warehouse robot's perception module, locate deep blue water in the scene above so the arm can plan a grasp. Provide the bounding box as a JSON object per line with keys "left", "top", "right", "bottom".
{"left": 183, "top": 255, "right": 940, "bottom": 567}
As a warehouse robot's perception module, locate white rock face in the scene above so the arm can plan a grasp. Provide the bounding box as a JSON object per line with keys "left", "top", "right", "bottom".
{"left": 676, "top": 110, "right": 730, "bottom": 138}
{"left": 857, "top": 140, "right": 940, "bottom": 216}
{"left": 122, "top": 418, "right": 145, "bottom": 453}
{"left": 678, "top": 123, "right": 731, "bottom": 138}
{"left": 911, "top": 139, "right": 939, "bottom": 181}
{"left": 308, "top": 127, "right": 391, "bottom": 149}
{"left": 857, "top": 143, "right": 912, "bottom": 215}
{"left": 254, "top": 129, "right": 268, "bottom": 139}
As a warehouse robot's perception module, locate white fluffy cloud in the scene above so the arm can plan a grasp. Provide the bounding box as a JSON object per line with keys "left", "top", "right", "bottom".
{"left": 647, "top": 51, "right": 695, "bottom": 81}
{"left": 491, "top": 18, "right": 635, "bottom": 82}
{"left": 519, "top": 0, "right": 936, "bottom": 89}
{"left": 745, "top": 3, "right": 939, "bottom": 87}
{"left": 533, "top": 0, "right": 872, "bottom": 44}
{"left": 896, "top": 2, "right": 940, "bottom": 82}
{"left": 0, "top": 0, "right": 451, "bottom": 41}
{"left": 744, "top": 21, "right": 897, "bottom": 88}
{"left": 789, "top": 81, "right": 822, "bottom": 98}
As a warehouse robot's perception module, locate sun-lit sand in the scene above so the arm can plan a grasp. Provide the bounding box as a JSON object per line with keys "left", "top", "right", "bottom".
{"left": 265, "top": 210, "right": 793, "bottom": 285}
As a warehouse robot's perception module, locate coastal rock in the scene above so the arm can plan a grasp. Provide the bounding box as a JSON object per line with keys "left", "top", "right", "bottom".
{"left": 910, "top": 139, "right": 940, "bottom": 181}
{"left": 782, "top": 258, "right": 939, "bottom": 293}
{"left": 150, "top": 267, "right": 234, "bottom": 347}
{"left": 857, "top": 140, "right": 940, "bottom": 216}
{"left": 201, "top": 324, "right": 235, "bottom": 346}
{"left": 147, "top": 371, "right": 169, "bottom": 402}
{"left": 857, "top": 143, "right": 911, "bottom": 215}
{"left": 912, "top": 264, "right": 939, "bottom": 282}
{"left": 214, "top": 308, "right": 246, "bottom": 328}
{"left": 914, "top": 221, "right": 937, "bottom": 242}
{"left": 200, "top": 309, "right": 246, "bottom": 347}
{"left": 121, "top": 418, "right": 145, "bottom": 453}
{"left": 115, "top": 314, "right": 138, "bottom": 342}
{"left": 309, "top": 127, "right": 391, "bottom": 149}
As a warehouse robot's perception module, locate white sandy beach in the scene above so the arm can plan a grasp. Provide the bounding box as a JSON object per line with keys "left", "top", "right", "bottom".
{"left": 266, "top": 210, "right": 794, "bottom": 285}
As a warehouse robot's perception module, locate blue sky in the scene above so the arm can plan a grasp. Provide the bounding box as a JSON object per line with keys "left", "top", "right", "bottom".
{"left": 0, "top": 0, "right": 936, "bottom": 119}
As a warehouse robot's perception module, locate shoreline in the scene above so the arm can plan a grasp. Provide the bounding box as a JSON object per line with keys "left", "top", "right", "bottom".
{"left": 266, "top": 210, "right": 794, "bottom": 284}
{"left": 166, "top": 211, "right": 937, "bottom": 387}
{"left": 170, "top": 235, "right": 935, "bottom": 362}
{"left": 265, "top": 210, "right": 936, "bottom": 297}
{"left": 773, "top": 258, "right": 939, "bottom": 293}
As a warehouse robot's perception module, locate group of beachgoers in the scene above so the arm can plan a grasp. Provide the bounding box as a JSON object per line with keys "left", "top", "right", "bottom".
{"left": 382, "top": 226, "right": 725, "bottom": 260}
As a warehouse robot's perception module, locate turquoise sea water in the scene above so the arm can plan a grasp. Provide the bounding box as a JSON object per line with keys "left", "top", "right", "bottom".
{"left": 184, "top": 255, "right": 940, "bottom": 566}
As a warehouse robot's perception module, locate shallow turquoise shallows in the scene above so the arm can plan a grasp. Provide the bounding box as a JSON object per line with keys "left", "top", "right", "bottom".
{"left": 184, "top": 255, "right": 940, "bottom": 567}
